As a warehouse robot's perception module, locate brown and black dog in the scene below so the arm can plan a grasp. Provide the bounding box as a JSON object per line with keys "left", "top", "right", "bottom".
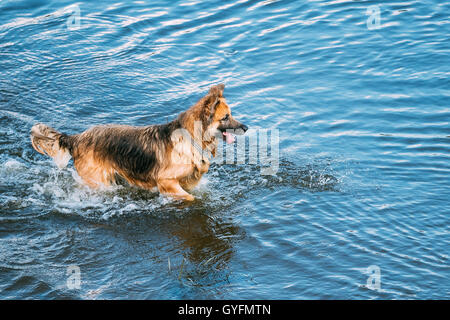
{"left": 30, "top": 84, "right": 247, "bottom": 201}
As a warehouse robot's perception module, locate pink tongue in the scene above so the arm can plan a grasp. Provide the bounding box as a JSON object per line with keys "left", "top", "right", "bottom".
{"left": 223, "top": 132, "right": 235, "bottom": 144}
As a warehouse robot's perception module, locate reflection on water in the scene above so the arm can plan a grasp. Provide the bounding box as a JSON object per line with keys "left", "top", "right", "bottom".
{"left": 96, "top": 209, "right": 243, "bottom": 290}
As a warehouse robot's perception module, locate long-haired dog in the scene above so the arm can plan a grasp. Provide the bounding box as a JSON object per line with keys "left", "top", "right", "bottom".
{"left": 30, "top": 84, "right": 248, "bottom": 201}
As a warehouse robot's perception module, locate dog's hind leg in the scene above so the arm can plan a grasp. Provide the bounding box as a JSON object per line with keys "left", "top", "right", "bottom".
{"left": 157, "top": 179, "right": 194, "bottom": 201}
{"left": 73, "top": 151, "right": 116, "bottom": 189}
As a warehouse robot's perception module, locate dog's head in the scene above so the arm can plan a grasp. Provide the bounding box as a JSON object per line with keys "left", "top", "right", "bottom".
{"left": 201, "top": 84, "right": 248, "bottom": 144}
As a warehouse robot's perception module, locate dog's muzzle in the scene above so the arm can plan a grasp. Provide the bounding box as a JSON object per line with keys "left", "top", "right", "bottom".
{"left": 221, "top": 121, "right": 248, "bottom": 144}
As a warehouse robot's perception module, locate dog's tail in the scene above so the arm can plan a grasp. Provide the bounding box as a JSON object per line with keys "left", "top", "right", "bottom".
{"left": 30, "top": 123, "right": 73, "bottom": 169}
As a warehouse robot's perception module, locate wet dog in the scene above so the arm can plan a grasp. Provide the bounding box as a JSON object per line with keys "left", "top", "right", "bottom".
{"left": 30, "top": 84, "right": 248, "bottom": 201}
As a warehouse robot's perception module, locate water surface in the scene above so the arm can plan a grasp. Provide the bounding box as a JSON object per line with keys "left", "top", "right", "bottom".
{"left": 0, "top": 0, "right": 449, "bottom": 299}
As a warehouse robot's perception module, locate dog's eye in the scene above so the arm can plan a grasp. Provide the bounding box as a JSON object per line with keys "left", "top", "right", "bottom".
{"left": 221, "top": 114, "right": 229, "bottom": 121}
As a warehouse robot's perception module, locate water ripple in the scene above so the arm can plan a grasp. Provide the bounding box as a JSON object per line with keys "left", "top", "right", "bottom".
{"left": 0, "top": 0, "right": 449, "bottom": 299}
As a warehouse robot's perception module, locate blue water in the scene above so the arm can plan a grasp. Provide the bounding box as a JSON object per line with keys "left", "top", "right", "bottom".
{"left": 0, "top": 0, "right": 449, "bottom": 299}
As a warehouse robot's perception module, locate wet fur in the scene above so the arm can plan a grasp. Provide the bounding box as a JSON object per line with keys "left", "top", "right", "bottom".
{"left": 30, "top": 84, "right": 247, "bottom": 201}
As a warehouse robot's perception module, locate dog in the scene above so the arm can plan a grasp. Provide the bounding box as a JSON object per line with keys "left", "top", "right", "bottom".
{"left": 30, "top": 84, "right": 248, "bottom": 201}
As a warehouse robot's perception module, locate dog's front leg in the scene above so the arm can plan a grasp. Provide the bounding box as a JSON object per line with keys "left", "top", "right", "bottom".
{"left": 157, "top": 179, "right": 195, "bottom": 201}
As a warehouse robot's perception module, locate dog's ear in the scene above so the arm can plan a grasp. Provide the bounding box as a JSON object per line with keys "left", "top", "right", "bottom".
{"left": 210, "top": 97, "right": 221, "bottom": 114}
{"left": 199, "top": 84, "right": 224, "bottom": 125}
{"left": 202, "top": 96, "right": 221, "bottom": 125}
{"left": 208, "top": 84, "right": 225, "bottom": 98}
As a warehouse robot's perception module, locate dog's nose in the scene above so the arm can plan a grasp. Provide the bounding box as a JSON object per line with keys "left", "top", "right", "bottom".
{"left": 241, "top": 124, "right": 248, "bottom": 132}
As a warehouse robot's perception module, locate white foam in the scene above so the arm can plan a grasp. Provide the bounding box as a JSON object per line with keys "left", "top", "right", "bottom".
{"left": 2, "top": 159, "right": 25, "bottom": 172}
{"left": 53, "top": 148, "right": 71, "bottom": 169}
